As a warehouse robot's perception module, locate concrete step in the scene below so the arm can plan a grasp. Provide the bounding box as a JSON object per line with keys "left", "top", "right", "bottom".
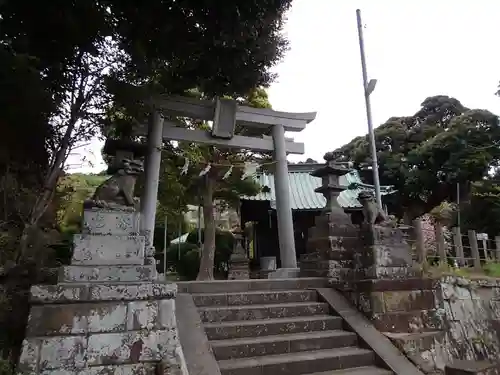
{"left": 177, "top": 277, "right": 327, "bottom": 294}
{"left": 192, "top": 289, "right": 318, "bottom": 307}
{"left": 72, "top": 234, "right": 145, "bottom": 266}
{"left": 211, "top": 330, "right": 357, "bottom": 360}
{"left": 198, "top": 302, "right": 330, "bottom": 323}
{"left": 218, "top": 347, "right": 375, "bottom": 375}
{"left": 204, "top": 315, "right": 343, "bottom": 340}
{"left": 307, "top": 367, "right": 393, "bottom": 375}
{"left": 59, "top": 265, "right": 156, "bottom": 283}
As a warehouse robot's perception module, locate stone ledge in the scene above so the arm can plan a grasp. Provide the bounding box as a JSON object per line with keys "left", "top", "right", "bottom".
{"left": 82, "top": 209, "right": 140, "bottom": 236}
{"left": 30, "top": 283, "right": 177, "bottom": 304}
{"left": 26, "top": 299, "right": 176, "bottom": 336}
{"left": 59, "top": 265, "right": 156, "bottom": 283}
{"left": 371, "top": 309, "right": 443, "bottom": 333}
{"left": 72, "top": 234, "right": 145, "bottom": 266}
{"left": 35, "top": 363, "right": 157, "bottom": 375}
{"left": 175, "top": 293, "right": 221, "bottom": 375}
{"left": 355, "top": 278, "right": 438, "bottom": 292}
{"left": 18, "top": 328, "right": 179, "bottom": 373}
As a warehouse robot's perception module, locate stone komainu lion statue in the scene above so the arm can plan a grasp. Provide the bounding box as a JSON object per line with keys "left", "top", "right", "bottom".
{"left": 84, "top": 159, "right": 144, "bottom": 210}
{"left": 358, "top": 190, "right": 387, "bottom": 225}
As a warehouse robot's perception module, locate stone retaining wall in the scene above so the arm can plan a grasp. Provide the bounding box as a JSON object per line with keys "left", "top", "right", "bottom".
{"left": 395, "top": 276, "right": 500, "bottom": 373}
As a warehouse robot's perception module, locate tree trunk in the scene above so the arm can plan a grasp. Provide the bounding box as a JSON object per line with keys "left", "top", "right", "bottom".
{"left": 197, "top": 175, "right": 216, "bottom": 281}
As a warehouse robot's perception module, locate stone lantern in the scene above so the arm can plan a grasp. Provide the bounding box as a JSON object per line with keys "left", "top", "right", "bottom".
{"left": 299, "top": 152, "right": 358, "bottom": 289}
{"left": 228, "top": 228, "right": 250, "bottom": 280}
{"left": 312, "top": 151, "right": 352, "bottom": 218}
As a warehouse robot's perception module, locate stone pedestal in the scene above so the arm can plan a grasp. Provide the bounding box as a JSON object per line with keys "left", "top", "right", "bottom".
{"left": 351, "top": 224, "right": 442, "bottom": 333}
{"left": 18, "top": 208, "right": 184, "bottom": 375}
{"left": 228, "top": 231, "right": 249, "bottom": 280}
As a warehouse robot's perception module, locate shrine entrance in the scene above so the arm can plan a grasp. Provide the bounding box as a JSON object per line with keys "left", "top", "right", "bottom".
{"left": 136, "top": 95, "right": 316, "bottom": 276}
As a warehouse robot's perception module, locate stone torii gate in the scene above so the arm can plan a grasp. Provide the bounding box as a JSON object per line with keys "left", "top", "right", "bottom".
{"left": 136, "top": 95, "right": 316, "bottom": 277}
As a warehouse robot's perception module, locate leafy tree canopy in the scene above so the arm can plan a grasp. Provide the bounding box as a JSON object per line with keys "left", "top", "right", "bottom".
{"left": 335, "top": 95, "right": 500, "bottom": 219}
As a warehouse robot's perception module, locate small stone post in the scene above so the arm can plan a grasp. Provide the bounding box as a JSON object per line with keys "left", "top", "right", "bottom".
{"left": 468, "top": 230, "right": 482, "bottom": 270}
{"left": 453, "top": 227, "right": 465, "bottom": 267}
{"left": 413, "top": 218, "right": 426, "bottom": 264}
{"left": 228, "top": 229, "right": 250, "bottom": 280}
{"left": 495, "top": 235, "right": 500, "bottom": 261}
{"left": 300, "top": 152, "right": 358, "bottom": 291}
{"left": 435, "top": 222, "right": 447, "bottom": 263}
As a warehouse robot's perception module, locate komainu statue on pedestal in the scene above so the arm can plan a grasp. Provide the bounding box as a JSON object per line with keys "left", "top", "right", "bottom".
{"left": 84, "top": 159, "right": 144, "bottom": 211}
{"left": 358, "top": 190, "right": 387, "bottom": 225}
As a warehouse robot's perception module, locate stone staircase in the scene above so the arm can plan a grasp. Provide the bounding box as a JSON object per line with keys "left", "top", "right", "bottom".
{"left": 178, "top": 279, "right": 393, "bottom": 375}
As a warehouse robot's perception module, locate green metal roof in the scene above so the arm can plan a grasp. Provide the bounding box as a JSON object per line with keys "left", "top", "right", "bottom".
{"left": 241, "top": 163, "right": 394, "bottom": 210}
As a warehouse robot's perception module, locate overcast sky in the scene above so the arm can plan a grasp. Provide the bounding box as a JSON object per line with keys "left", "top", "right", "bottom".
{"left": 70, "top": 0, "right": 500, "bottom": 172}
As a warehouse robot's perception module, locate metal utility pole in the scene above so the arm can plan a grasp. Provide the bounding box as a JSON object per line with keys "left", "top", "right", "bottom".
{"left": 356, "top": 9, "right": 383, "bottom": 209}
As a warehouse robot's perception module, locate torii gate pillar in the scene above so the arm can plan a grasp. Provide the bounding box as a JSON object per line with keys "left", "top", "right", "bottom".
{"left": 271, "top": 123, "right": 297, "bottom": 272}
{"left": 140, "top": 111, "right": 164, "bottom": 253}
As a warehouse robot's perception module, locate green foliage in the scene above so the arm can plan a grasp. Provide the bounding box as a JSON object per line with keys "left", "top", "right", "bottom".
{"left": 56, "top": 174, "right": 107, "bottom": 232}
{"left": 152, "top": 223, "right": 189, "bottom": 254}
{"left": 187, "top": 229, "right": 235, "bottom": 258}
{"left": 0, "top": 359, "right": 12, "bottom": 375}
{"left": 460, "top": 180, "right": 500, "bottom": 237}
{"left": 336, "top": 95, "right": 500, "bottom": 219}
{"left": 164, "top": 243, "right": 200, "bottom": 280}
{"left": 483, "top": 262, "right": 500, "bottom": 277}
{"left": 160, "top": 229, "right": 235, "bottom": 280}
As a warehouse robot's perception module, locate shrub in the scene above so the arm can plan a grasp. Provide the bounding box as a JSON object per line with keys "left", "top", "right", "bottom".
{"left": 186, "top": 229, "right": 234, "bottom": 275}
{"left": 161, "top": 228, "right": 236, "bottom": 280}
{"left": 0, "top": 359, "right": 12, "bottom": 375}
{"left": 163, "top": 242, "right": 200, "bottom": 280}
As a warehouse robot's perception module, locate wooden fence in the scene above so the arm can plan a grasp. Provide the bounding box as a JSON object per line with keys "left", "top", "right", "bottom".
{"left": 401, "top": 219, "right": 500, "bottom": 270}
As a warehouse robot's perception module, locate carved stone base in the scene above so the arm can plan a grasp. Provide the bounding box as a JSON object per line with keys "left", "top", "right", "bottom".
{"left": 17, "top": 207, "right": 180, "bottom": 374}
{"left": 350, "top": 224, "right": 441, "bottom": 333}
{"left": 228, "top": 263, "right": 250, "bottom": 280}
{"left": 300, "top": 210, "right": 358, "bottom": 290}
{"left": 268, "top": 268, "right": 300, "bottom": 279}
{"left": 82, "top": 208, "right": 140, "bottom": 236}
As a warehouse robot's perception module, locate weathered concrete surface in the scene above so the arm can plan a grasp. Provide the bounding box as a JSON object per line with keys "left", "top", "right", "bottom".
{"left": 390, "top": 276, "right": 500, "bottom": 373}
{"left": 175, "top": 294, "right": 221, "bottom": 375}
{"left": 316, "top": 288, "right": 424, "bottom": 375}
{"left": 72, "top": 234, "right": 145, "bottom": 265}
{"left": 18, "top": 288, "right": 182, "bottom": 374}
{"left": 30, "top": 283, "right": 176, "bottom": 304}
{"left": 59, "top": 265, "right": 156, "bottom": 283}
{"left": 18, "top": 208, "right": 184, "bottom": 375}
{"left": 82, "top": 209, "right": 140, "bottom": 236}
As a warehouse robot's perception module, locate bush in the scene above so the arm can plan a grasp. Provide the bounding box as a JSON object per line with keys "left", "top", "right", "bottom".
{"left": 161, "top": 229, "right": 235, "bottom": 280}
{"left": 0, "top": 360, "right": 13, "bottom": 375}
{"left": 163, "top": 242, "right": 200, "bottom": 280}
{"left": 187, "top": 229, "right": 234, "bottom": 275}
